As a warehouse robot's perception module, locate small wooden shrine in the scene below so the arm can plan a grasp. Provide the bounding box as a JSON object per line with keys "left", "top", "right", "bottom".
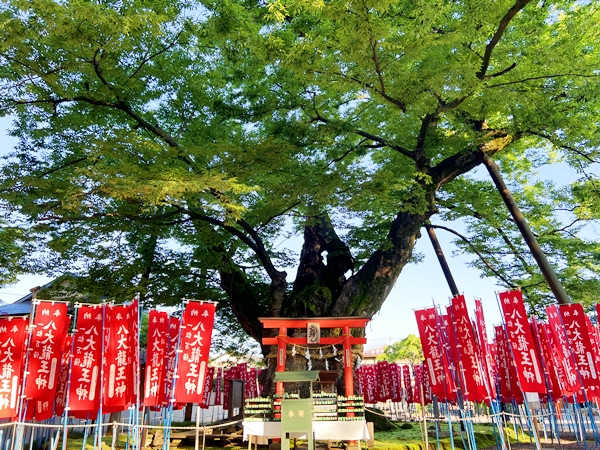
{"left": 259, "top": 316, "right": 370, "bottom": 396}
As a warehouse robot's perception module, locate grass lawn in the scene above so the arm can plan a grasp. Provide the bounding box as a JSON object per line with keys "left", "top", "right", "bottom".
{"left": 56, "top": 421, "right": 531, "bottom": 450}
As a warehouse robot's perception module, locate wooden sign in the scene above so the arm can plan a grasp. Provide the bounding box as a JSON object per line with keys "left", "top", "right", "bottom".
{"left": 307, "top": 322, "right": 320, "bottom": 344}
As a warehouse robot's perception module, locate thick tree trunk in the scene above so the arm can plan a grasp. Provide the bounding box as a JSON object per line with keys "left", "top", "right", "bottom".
{"left": 256, "top": 187, "right": 437, "bottom": 395}
{"left": 226, "top": 141, "right": 515, "bottom": 394}
{"left": 283, "top": 215, "right": 353, "bottom": 318}
{"left": 333, "top": 188, "right": 437, "bottom": 317}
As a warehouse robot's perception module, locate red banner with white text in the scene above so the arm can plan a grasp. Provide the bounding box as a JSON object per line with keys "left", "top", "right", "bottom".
{"left": 474, "top": 299, "right": 497, "bottom": 398}
{"left": 144, "top": 310, "right": 169, "bottom": 407}
{"left": 103, "top": 302, "right": 136, "bottom": 411}
{"left": 200, "top": 366, "right": 215, "bottom": 408}
{"left": 160, "top": 316, "right": 180, "bottom": 406}
{"left": 449, "top": 295, "right": 487, "bottom": 401}
{"left": 402, "top": 365, "right": 413, "bottom": 403}
{"left": 70, "top": 305, "right": 103, "bottom": 413}
{"left": 533, "top": 321, "right": 564, "bottom": 398}
{"left": 215, "top": 367, "right": 223, "bottom": 406}
{"left": 494, "top": 326, "right": 523, "bottom": 403}
{"left": 54, "top": 335, "right": 72, "bottom": 417}
{"left": 361, "top": 365, "right": 376, "bottom": 403}
{"left": 174, "top": 301, "right": 216, "bottom": 403}
{"left": 498, "top": 290, "right": 546, "bottom": 394}
{"left": 546, "top": 306, "right": 582, "bottom": 396}
{"left": 559, "top": 303, "right": 600, "bottom": 390}
{"left": 415, "top": 307, "right": 455, "bottom": 399}
{"left": 390, "top": 363, "right": 403, "bottom": 402}
{"left": 0, "top": 317, "right": 29, "bottom": 419}
{"left": 24, "top": 301, "right": 70, "bottom": 401}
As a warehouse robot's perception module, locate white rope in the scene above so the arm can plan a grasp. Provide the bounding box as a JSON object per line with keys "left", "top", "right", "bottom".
{"left": 3, "top": 417, "right": 244, "bottom": 432}
{"left": 131, "top": 417, "right": 243, "bottom": 431}
{"left": 1, "top": 408, "right": 557, "bottom": 434}
{"left": 10, "top": 422, "right": 99, "bottom": 430}
{"left": 363, "top": 407, "right": 553, "bottom": 423}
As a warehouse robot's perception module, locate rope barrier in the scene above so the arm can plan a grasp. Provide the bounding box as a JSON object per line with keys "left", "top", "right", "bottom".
{"left": 362, "top": 407, "right": 555, "bottom": 424}
{"left": 0, "top": 407, "right": 570, "bottom": 435}
{"left": 0, "top": 417, "right": 244, "bottom": 432}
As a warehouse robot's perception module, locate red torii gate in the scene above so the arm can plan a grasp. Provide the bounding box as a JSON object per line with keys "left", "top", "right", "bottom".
{"left": 259, "top": 317, "right": 370, "bottom": 396}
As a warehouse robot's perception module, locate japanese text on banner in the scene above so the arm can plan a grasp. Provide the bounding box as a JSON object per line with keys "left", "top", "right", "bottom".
{"left": 69, "top": 305, "right": 103, "bottom": 413}
{"left": 174, "top": 301, "right": 216, "bottom": 403}
{"left": 498, "top": 290, "right": 546, "bottom": 394}
{"left": 0, "top": 317, "right": 28, "bottom": 419}
{"left": 24, "top": 301, "right": 70, "bottom": 400}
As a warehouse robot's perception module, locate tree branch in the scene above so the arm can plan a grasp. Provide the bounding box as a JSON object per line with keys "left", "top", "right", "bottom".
{"left": 310, "top": 114, "right": 414, "bottom": 158}
{"left": 546, "top": 218, "right": 582, "bottom": 236}
{"left": 178, "top": 207, "right": 262, "bottom": 255}
{"left": 476, "top": 0, "right": 532, "bottom": 79}
{"left": 437, "top": 199, "right": 537, "bottom": 276}
{"left": 415, "top": 114, "right": 435, "bottom": 168}
{"left": 428, "top": 224, "right": 517, "bottom": 288}
{"left": 527, "top": 130, "right": 599, "bottom": 163}
{"left": 430, "top": 130, "right": 519, "bottom": 187}
{"left": 127, "top": 30, "right": 183, "bottom": 81}
{"left": 368, "top": 36, "right": 407, "bottom": 112}
{"left": 236, "top": 218, "right": 285, "bottom": 281}
{"left": 486, "top": 62, "right": 517, "bottom": 79}
{"left": 486, "top": 72, "right": 600, "bottom": 89}
{"left": 494, "top": 224, "right": 536, "bottom": 275}
{"left": 257, "top": 200, "right": 301, "bottom": 230}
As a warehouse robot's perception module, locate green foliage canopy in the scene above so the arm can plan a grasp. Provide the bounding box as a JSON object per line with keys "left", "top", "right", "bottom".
{"left": 376, "top": 334, "right": 424, "bottom": 366}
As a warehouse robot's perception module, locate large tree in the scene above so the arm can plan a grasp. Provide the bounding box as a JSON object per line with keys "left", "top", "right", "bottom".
{"left": 1, "top": 0, "right": 599, "bottom": 380}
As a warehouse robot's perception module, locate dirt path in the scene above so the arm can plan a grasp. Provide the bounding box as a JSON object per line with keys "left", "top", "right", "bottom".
{"left": 491, "top": 439, "right": 593, "bottom": 450}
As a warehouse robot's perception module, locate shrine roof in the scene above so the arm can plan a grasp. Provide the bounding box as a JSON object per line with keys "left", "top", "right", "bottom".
{"left": 0, "top": 303, "right": 32, "bottom": 316}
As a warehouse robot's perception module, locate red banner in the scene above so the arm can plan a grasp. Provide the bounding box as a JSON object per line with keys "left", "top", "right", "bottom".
{"left": 70, "top": 305, "right": 103, "bottom": 413}
{"left": 534, "top": 321, "right": 564, "bottom": 398}
{"left": 376, "top": 361, "right": 390, "bottom": 402}
{"left": 474, "top": 299, "right": 497, "bottom": 398}
{"left": 546, "top": 306, "right": 582, "bottom": 395}
{"left": 355, "top": 366, "right": 363, "bottom": 398}
{"left": 390, "top": 363, "right": 402, "bottom": 402}
{"left": 361, "top": 364, "right": 376, "bottom": 403}
{"left": 35, "top": 398, "right": 54, "bottom": 421}
{"left": 415, "top": 308, "right": 455, "bottom": 399}
{"left": 200, "top": 367, "right": 215, "bottom": 408}
{"left": 144, "top": 310, "right": 169, "bottom": 407}
{"left": 421, "top": 362, "right": 432, "bottom": 405}
{"left": 559, "top": 303, "right": 600, "bottom": 389}
{"left": 214, "top": 368, "right": 223, "bottom": 406}
{"left": 160, "top": 316, "right": 180, "bottom": 406}
{"left": 103, "top": 303, "right": 136, "bottom": 410}
{"left": 585, "top": 315, "right": 600, "bottom": 399}
{"left": 24, "top": 301, "right": 70, "bottom": 400}
{"left": 54, "top": 335, "right": 72, "bottom": 417}
{"left": 494, "top": 326, "right": 523, "bottom": 403}
{"left": 449, "top": 295, "right": 487, "bottom": 401}
{"left": 223, "top": 368, "right": 230, "bottom": 408}
{"left": 174, "top": 301, "right": 216, "bottom": 403}
{"left": 128, "top": 298, "right": 140, "bottom": 407}
{"left": 0, "top": 317, "right": 29, "bottom": 419}
{"left": 414, "top": 364, "right": 432, "bottom": 405}
{"left": 402, "top": 365, "right": 413, "bottom": 403}
{"left": 498, "top": 290, "right": 545, "bottom": 393}
{"left": 247, "top": 367, "right": 257, "bottom": 399}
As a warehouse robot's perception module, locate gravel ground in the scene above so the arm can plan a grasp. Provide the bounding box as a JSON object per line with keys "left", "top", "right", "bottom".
{"left": 498, "top": 439, "right": 594, "bottom": 450}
